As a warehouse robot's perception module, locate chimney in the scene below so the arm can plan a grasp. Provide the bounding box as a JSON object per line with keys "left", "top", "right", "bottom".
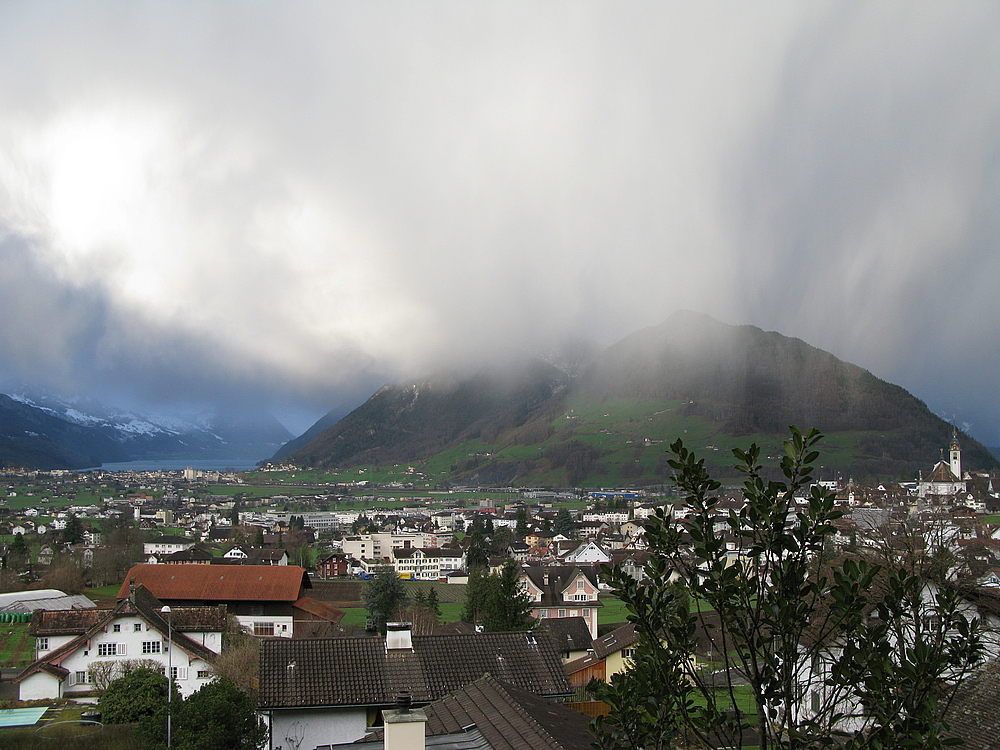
{"left": 383, "top": 693, "right": 426, "bottom": 750}
{"left": 386, "top": 622, "right": 413, "bottom": 652}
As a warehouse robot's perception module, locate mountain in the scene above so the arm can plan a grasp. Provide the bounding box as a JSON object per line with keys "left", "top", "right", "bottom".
{"left": 280, "top": 312, "right": 998, "bottom": 485}
{"left": 0, "top": 389, "right": 293, "bottom": 470}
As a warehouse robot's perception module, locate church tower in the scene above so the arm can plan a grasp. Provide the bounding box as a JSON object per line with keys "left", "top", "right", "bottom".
{"left": 950, "top": 428, "right": 962, "bottom": 480}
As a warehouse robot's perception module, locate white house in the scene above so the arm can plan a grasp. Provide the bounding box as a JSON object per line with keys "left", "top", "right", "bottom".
{"left": 143, "top": 534, "right": 196, "bottom": 558}
{"left": 390, "top": 547, "right": 465, "bottom": 580}
{"left": 15, "top": 584, "right": 225, "bottom": 701}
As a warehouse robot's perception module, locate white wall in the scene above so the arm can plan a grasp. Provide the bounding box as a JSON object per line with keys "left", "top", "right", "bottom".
{"left": 25, "top": 613, "right": 220, "bottom": 700}
{"left": 269, "top": 707, "right": 369, "bottom": 750}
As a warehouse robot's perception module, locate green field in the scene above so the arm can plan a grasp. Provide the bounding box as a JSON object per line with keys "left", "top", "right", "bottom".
{"left": 0, "top": 622, "right": 34, "bottom": 668}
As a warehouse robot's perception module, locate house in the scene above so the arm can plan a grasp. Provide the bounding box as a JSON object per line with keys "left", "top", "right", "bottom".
{"left": 315, "top": 551, "right": 351, "bottom": 578}
{"left": 224, "top": 546, "right": 289, "bottom": 566}
{"left": 331, "top": 674, "right": 595, "bottom": 750}
{"left": 258, "top": 622, "right": 572, "bottom": 748}
{"left": 558, "top": 540, "right": 612, "bottom": 566}
{"left": 143, "top": 534, "right": 196, "bottom": 559}
{"left": 159, "top": 546, "right": 215, "bottom": 565}
{"left": 390, "top": 547, "right": 465, "bottom": 580}
{"left": 15, "top": 583, "right": 225, "bottom": 700}
{"left": 537, "top": 616, "right": 594, "bottom": 662}
{"left": 117, "top": 564, "right": 340, "bottom": 638}
{"left": 795, "top": 580, "right": 1000, "bottom": 733}
{"left": 564, "top": 623, "right": 638, "bottom": 688}
{"left": 519, "top": 565, "right": 602, "bottom": 638}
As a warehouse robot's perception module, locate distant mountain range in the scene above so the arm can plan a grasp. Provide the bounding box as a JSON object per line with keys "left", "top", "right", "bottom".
{"left": 0, "top": 389, "right": 292, "bottom": 470}
{"left": 278, "top": 311, "right": 999, "bottom": 485}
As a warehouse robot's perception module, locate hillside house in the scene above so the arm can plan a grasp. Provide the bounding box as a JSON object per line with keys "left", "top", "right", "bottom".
{"left": 258, "top": 622, "right": 572, "bottom": 748}
{"left": 15, "top": 584, "right": 224, "bottom": 701}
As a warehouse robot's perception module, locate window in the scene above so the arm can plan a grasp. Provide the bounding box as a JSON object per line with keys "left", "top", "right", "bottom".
{"left": 253, "top": 622, "right": 275, "bottom": 636}
{"left": 74, "top": 671, "right": 89, "bottom": 685}
{"left": 582, "top": 608, "right": 590, "bottom": 617}
{"left": 134, "top": 623, "right": 143, "bottom": 632}
{"left": 577, "top": 580, "right": 584, "bottom": 590}
{"left": 36, "top": 637, "right": 49, "bottom": 652}
{"left": 98, "top": 642, "right": 120, "bottom": 657}
{"left": 539, "top": 610, "right": 549, "bottom": 618}
{"left": 558, "top": 609, "right": 567, "bottom": 618}
{"left": 197, "top": 670, "right": 212, "bottom": 679}
{"left": 142, "top": 641, "right": 162, "bottom": 654}
{"left": 573, "top": 594, "right": 589, "bottom": 601}
{"left": 171, "top": 666, "right": 189, "bottom": 680}
{"left": 113, "top": 623, "right": 121, "bottom": 632}
{"left": 622, "top": 648, "right": 636, "bottom": 659}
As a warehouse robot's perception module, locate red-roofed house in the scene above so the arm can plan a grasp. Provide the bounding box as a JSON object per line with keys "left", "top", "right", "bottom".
{"left": 118, "top": 564, "right": 341, "bottom": 638}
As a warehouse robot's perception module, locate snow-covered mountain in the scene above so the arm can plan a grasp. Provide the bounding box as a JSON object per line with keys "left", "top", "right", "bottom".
{"left": 0, "top": 388, "right": 292, "bottom": 470}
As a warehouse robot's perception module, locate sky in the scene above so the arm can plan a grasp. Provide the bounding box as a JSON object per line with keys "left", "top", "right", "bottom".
{"left": 0, "top": 2, "right": 998, "bottom": 443}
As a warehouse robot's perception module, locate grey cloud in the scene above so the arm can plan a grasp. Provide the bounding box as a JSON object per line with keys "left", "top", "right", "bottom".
{"left": 0, "top": 2, "right": 998, "bottom": 442}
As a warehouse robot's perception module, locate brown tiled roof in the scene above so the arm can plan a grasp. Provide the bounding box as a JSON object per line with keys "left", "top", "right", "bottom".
{"left": 117, "top": 564, "right": 309, "bottom": 602}
{"left": 30, "top": 607, "right": 109, "bottom": 636}
{"left": 356, "top": 674, "right": 595, "bottom": 750}
{"left": 259, "top": 630, "right": 572, "bottom": 710}
{"left": 292, "top": 596, "right": 345, "bottom": 624}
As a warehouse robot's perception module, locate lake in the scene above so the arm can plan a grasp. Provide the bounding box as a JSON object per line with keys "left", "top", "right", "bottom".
{"left": 78, "top": 458, "right": 263, "bottom": 472}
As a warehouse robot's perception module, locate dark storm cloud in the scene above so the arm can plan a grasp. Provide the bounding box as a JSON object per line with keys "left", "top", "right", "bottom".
{"left": 0, "top": 2, "right": 997, "bottom": 441}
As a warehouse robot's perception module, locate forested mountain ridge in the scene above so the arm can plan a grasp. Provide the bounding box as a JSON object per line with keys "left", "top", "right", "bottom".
{"left": 279, "top": 312, "right": 998, "bottom": 485}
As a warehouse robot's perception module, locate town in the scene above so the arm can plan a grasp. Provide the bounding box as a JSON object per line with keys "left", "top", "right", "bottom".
{"left": 1, "top": 431, "right": 999, "bottom": 748}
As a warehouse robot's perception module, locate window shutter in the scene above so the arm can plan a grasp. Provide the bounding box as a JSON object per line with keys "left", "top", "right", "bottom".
{"left": 177, "top": 667, "right": 189, "bottom": 680}
{"left": 118, "top": 643, "right": 127, "bottom": 655}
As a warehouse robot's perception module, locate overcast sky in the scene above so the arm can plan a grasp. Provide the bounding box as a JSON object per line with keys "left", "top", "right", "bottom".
{"left": 1, "top": 2, "right": 998, "bottom": 443}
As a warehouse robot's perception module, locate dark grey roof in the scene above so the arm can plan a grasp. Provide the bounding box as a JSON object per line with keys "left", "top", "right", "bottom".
{"left": 343, "top": 674, "right": 595, "bottom": 750}
{"left": 945, "top": 659, "right": 1000, "bottom": 749}
{"left": 259, "top": 631, "right": 572, "bottom": 710}
{"left": 538, "top": 617, "right": 593, "bottom": 654}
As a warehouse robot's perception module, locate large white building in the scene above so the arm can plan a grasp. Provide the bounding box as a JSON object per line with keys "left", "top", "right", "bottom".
{"left": 15, "top": 584, "right": 224, "bottom": 701}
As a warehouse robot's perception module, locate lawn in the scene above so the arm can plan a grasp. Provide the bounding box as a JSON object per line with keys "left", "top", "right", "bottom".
{"left": 85, "top": 585, "right": 122, "bottom": 601}
{"left": 598, "top": 593, "right": 632, "bottom": 625}
{"left": 0, "top": 622, "right": 34, "bottom": 667}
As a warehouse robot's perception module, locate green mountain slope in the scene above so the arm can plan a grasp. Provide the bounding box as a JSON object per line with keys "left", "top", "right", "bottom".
{"left": 281, "top": 312, "right": 998, "bottom": 486}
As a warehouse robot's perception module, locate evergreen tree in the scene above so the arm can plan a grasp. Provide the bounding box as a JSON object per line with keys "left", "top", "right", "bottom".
{"left": 362, "top": 566, "right": 407, "bottom": 635}
{"left": 462, "top": 561, "right": 532, "bottom": 631}
{"left": 62, "top": 514, "right": 85, "bottom": 545}
{"left": 554, "top": 508, "right": 575, "bottom": 535}
{"left": 465, "top": 529, "right": 490, "bottom": 570}
{"left": 515, "top": 508, "right": 528, "bottom": 537}
{"left": 426, "top": 586, "right": 441, "bottom": 619}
